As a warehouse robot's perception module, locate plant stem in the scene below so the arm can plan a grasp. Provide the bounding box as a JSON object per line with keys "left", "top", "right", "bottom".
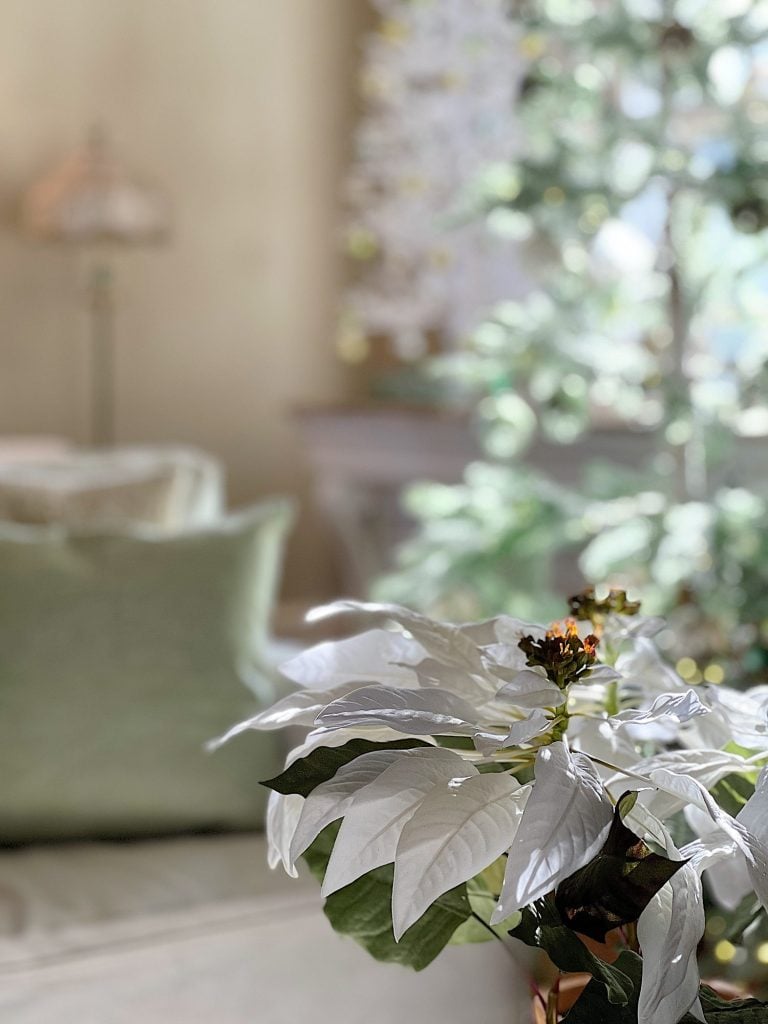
{"left": 530, "top": 980, "right": 548, "bottom": 1013}
{"left": 625, "top": 920, "right": 640, "bottom": 954}
{"left": 604, "top": 679, "right": 620, "bottom": 717}
{"left": 550, "top": 705, "right": 569, "bottom": 742}
{"left": 469, "top": 911, "right": 518, "bottom": 962}
{"left": 546, "top": 975, "right": 561, "bottom": 1024}
{"left": 588, "top": 755, "right": 655, "bottom": 786}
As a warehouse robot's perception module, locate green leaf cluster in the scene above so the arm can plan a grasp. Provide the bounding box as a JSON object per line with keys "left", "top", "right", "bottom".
{"left": 303, "top": 822, "right": 470, "bottom": 972}
{"left": 262, "top": 738, "right": 474, "bottom": 970}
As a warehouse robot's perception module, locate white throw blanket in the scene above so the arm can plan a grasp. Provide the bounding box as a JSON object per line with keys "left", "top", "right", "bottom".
{"left": 0, "top": 834, "right": 529, "bottom": 1024}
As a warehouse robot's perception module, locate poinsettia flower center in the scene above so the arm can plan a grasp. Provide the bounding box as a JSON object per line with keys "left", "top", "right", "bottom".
{"left": 518, "top": 619, "right": 600, "bottom": 688}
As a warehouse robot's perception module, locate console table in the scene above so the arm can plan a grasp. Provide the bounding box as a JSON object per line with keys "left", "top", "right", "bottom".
{"left": 295, "top": 404, "right": 653, "bottom": 596}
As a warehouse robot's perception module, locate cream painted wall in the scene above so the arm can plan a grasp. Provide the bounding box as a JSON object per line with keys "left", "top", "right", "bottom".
{"left": 0, "top": 0, "right": 365, "bottom": 598}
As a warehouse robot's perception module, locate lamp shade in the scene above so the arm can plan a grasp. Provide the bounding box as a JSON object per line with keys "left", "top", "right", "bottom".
{"left": 21, "top": 128, "right": 170, "bottom": 245}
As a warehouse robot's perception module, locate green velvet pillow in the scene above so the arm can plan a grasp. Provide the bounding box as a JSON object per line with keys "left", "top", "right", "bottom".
{"left": 0, "top": 500, "right": 294, "bottom": 842}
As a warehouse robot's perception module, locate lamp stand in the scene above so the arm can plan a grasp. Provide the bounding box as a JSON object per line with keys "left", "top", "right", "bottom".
{"left": 88, "top": 260, "right": 116, "bottom": 446}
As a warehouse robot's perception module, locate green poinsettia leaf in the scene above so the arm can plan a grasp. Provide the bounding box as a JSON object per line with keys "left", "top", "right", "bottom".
{"left": 699, "top": 1008, "right": 768, "bottom": 1023}
{"left": 710, "top": 773, "right": 756, "bottom": 818}
{"left": 724, "top": 896, "right": 764, "bottom": 944}
{"left": 260, "top": 738, "right": 428, "bottom": 797}
{"left": 509, "top": 897, "right": 637, "bottom": 1006}
{"left": 698, "top": 986, "right": 768, "bottom": 1021}
{"left": 555, "top": 791, "right": 686, "bottom": 942}
{"left": 451, "top": 861, "right": 521, "bottom": 944}
{"left": 561, "top": 950, "right": 643, "bottom": 1023}
{"left": 303, "top": 823, "right": 470, "bottom": 971}
{"left": 564, "top": 960, "right": 768, "bottom": 1023}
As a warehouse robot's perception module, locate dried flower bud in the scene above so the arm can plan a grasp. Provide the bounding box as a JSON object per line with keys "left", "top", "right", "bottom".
{"left": 568, "top": 587, "right": 641, "bottom": 627}
{"left": 518, "top": 619, "right": 599, "bottom": 687}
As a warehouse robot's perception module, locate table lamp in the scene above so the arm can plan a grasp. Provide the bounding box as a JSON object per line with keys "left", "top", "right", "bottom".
{"left": 20, "top": 127, "right": 170, "bottom": 445}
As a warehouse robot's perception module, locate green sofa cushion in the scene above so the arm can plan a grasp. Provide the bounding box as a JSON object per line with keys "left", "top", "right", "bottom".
{"left": 0, "top": 500, "right": 294, "bottom": 842}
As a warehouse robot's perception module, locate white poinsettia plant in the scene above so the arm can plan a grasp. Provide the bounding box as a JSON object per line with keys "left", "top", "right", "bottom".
{"left": 217, "top": 588, "right": 768, "bottom": 1024}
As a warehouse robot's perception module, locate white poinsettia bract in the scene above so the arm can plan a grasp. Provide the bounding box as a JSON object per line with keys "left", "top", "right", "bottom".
{"left": 221, "top": 593, "right": 768, "bottom": 1022}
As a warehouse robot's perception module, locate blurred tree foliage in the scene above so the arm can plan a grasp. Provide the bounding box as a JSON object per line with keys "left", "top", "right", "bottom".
{"left": 376, "top": 0, "right": 768, "bottom": 683}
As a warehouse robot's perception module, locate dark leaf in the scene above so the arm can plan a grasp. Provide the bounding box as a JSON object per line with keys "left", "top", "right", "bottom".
{"left": 698, "top": 986, "right": 768, "bottom": 1021}
{"left": 510, "top": 898, "right": 637, "bottom": 1005}
{"left": 563, "top": 957, "right": 768, "bottom": 1023}
{"left": 699, "top": 1008, "right": 768, "bottom": 1022}
{"left": 261, "top": 738, "right": 427, "bottom": 797}
{"left": 555, "top": 791, "right": 686, "bottom": 941}
{"left": 302, "top": 823, "right": 471, "bottom": 971}
{"left": 561, "top": 950, "right": 642, "bottom": 1022}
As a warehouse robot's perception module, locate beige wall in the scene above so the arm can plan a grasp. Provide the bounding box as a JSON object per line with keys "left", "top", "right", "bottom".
{"left": 0, "top": 0, "right": 365, "bottom": 599}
